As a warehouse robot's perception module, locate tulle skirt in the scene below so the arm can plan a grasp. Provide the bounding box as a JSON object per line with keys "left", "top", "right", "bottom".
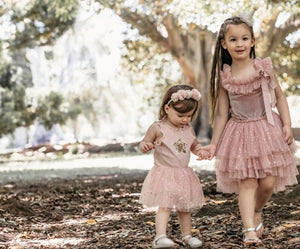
{"left": 215, "top": 112, "right": 298, "bottom": 194}
{"left": 139, "top": 165, "right": 205, "bottom": 212}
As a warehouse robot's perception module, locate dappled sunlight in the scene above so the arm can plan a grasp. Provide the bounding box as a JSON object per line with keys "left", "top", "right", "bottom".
{"left": 0, "top": 170, "right": 298, "bottom": 248}
{"left": 2, "top": 217, "right": 91, "bottom": 248}
{"left": 100, "top": 210, "right": 142, "bottom": 223}
{"left": 8, "top": 237, "right": 85, "bottom": 248}
{"left": 4, "top": 214, "right": 146, "bottom": 248}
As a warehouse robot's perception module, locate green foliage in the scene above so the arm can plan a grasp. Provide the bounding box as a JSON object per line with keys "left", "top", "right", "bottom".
{"left": 0, "top": 62, "right": 11, "bottom": 90}
{"left": 2, "top": 0, "right": 80, "bottom": 49}
{"left": 0, "top": 50, "right": 35, "bottom": 137}
{"left": 0, "top": 0, "right": 82, "bottom": 138}
{"left": 0, "top": 81, "right": 35, "bottom": 137}
{"left": 0, "top": 62, "right": 82, "bottom": 138}
{"left": 272, "top": 38, "right": 300, "bottom": 95}
{"left": 97, "top": 0, "right": 257, "bottom": 30}
{"left": 0, "top": 0, "right": 299, "bottom": 140}
{"left": 122, "top": 39, "right": 182, "bottom": 118}
{"left": 98, "top": 0, "right": 300, "bottom": 96}
{"left": 68, "top": 98, "right": 82, "bottom": 121}
{"left": 36, "top": 91, "right": 81, "bottom": 130}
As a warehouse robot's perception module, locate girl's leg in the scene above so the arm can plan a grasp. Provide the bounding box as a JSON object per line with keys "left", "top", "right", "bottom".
{"left": 155, "top": 207, "right": 172, "bottom": 235}
{"left": 254, "top": 176, "right": 275, "bottom": 236}
{"left": 178, "top": 211, "right": 202, "bottom": 247}
{"left": 255, "top": 175, "right": 275, "bottom": 211}
{"left": 177, "top": 211, "right": 191, "bottom": 237}
{"left": 239, "top": 178, "right": 259, "bottom": 241}
{"left": 153, "top": 208, "right": 174, "bottom": 248}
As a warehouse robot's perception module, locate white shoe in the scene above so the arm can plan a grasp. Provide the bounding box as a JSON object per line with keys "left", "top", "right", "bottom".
{"left": 152, "top": 234, "right": 174, "bottom": 248}
{"left": 182, "top": 234, "right": 202, "bottom": 248}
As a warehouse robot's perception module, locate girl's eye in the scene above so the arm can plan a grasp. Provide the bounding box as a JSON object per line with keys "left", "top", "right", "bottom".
{"left": 243, "top": 37, "right": 249, "bottom": 40}
{"left": 230, "top": 38, "right": 236, "bottom": 42}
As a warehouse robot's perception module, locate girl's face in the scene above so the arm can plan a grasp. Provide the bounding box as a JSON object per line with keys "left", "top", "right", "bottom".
{"left": 164, "top": 104, "right": 194, "bottom": 128}
{"left": 221, "top": 24, "right": 254, "bottom": 61}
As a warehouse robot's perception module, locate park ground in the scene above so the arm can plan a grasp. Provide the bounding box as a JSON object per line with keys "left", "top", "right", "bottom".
{"left": 0, "top": 143, "right": 299, "bottom": 249}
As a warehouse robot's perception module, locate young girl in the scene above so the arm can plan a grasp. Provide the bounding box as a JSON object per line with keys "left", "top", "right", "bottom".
{"left": 139, "top": 84, "right": 205, "bottom": 249}
{"left": 199, "top": 17, "right": 299, "bottom": 246}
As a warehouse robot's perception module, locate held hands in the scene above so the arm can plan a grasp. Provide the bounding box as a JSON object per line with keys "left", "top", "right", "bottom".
{"left": 196, "top": 144, "right": 217, "bottom": 160}
{"left": 139, "top": 141, "right": 155, "bottom": 153}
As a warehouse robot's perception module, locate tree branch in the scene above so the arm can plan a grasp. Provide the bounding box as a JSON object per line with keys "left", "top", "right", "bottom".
{"left": 270, "top": 12, "right": 300, "bottom": 51}
{"left": 119, "top": 8, "right": 169, "bottom": 48}
{"left": 96, "top": 0, "right": 169, "bottom": 48}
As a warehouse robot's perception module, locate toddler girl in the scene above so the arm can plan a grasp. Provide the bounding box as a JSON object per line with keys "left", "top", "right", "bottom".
{"left": 139, "top": 84, "right": 205, "bottom": 248}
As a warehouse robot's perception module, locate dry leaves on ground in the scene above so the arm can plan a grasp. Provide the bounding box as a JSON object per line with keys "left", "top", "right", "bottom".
{"left": 0, "top": 170, "right": 299, "bottom": 249}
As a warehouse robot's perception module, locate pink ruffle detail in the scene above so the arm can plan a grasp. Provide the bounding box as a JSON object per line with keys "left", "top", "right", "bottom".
{"left": 139, "top": 166, "right": 205, "bottom": 211}
{"left": 255, "top": 57, "right": 273, "bottom": 77}
{"left": 215, "top": 113, "right": 299, "bottom": 194}
{"left": 221, "top": 57, "right": 276, "bottom": 96}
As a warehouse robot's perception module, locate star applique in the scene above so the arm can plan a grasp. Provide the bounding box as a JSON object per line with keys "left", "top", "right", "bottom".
{"left": 173, "top": 138, "right": 187, "bottom": 153}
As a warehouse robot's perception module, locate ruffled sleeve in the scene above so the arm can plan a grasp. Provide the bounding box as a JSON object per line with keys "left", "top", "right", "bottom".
{"left": 254, "top": 57, "right": 276, "bottom": 89}
{"left": 255, "top": 57, "right": 277, "bottom": 108}
{"left": 253, "top": 57, "right": 278, "bottom": 126}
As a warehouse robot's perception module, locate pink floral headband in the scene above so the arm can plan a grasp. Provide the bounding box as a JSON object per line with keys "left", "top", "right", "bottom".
{"left": 167, "top": 89, "right": 201, "bottom": 105}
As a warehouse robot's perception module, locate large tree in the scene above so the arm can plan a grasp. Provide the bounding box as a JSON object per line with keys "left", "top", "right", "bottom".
{"left": 96, "top": 0, "right": 300, "bottom": 139}
{"left": 0, "top": 0, "right": 80, "bottom": 138}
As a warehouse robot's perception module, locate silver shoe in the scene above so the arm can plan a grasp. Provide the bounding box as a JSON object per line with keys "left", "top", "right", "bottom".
{"left": 182, "top": 234, "right": 202, "bottom": 248}
{"left": 152, "top": 234, "right": 174, "bottom": 249}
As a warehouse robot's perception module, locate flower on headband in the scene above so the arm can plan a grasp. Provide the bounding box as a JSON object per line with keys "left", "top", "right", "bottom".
{"left": 168, "top": 89, "right": 201, "bottom": 104}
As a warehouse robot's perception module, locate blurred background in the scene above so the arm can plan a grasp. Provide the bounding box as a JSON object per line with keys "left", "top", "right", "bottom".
{"left": 0, "top": 0, "right": 299, "bottom": 160}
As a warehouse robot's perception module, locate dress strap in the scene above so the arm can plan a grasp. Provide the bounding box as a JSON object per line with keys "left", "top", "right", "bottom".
{"left": 261, "top": 79, "right": 275, "bottom": 126}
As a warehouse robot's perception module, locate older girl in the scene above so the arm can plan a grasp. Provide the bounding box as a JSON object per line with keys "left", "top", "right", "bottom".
{"left": 200, "top": 16, "right": 298, "bottom": 246}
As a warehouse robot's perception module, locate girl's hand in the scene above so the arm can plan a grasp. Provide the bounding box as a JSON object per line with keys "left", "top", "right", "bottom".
{"left": 194, "top": 144, "right": 210, "bottom": 160}
{"left": 197, "top": 144, "right": 216, "bottom": 160}
{"left": 197, "top": 148, "right": 211, "bottom": 160}
{"left": 282, "top": 125, "right": 294, "bottom": 145}
{"left": 139, "top": 141, "right": 155, "bottom": 153}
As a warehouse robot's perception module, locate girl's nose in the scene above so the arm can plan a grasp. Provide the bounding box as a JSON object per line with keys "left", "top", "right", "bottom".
{"left": 237, "top": 40, "right": 243, "bottom": 46}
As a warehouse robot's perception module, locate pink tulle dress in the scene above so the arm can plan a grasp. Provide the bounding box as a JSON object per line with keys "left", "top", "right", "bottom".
{"left": 139, "top": 120, "right": 205, "bottom": 212}
{"left": 215, "top": 57, "right": 299, "bottom": 194}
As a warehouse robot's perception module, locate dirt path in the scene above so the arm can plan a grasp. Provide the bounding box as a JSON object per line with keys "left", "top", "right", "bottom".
{"left": 0, "top": 170, "right": 299, "bottom": 249}
{"left": 0, "top": 146, "right": 299, "bottom": 248}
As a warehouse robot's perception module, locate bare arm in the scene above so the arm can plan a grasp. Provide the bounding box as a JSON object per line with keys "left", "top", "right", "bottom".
{"left": 210, "top": 87, "right": 230, "bottom": 146}
{"left": 272, "top": 74, "right": 294, "bottom": 144}
{"left": 201, "top": 87, "right": 230, "bottom": 159}
{"left": 139, "top": 122, "right": 161, "bottom": 153}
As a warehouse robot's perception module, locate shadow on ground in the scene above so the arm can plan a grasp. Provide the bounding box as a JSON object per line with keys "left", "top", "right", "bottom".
{"left": 0, "top": 168, "right": 299, "bottom": 249}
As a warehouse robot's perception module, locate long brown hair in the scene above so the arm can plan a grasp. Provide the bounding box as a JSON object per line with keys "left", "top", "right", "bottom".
{"left": 159, "top": 84, "right": 199, "bottom": 121}
{"left": 209, "top": 17, "right": 256, "bottom": 125}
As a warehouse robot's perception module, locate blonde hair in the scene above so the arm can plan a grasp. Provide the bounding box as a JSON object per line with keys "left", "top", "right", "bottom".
{"left": 159, "top": 84, "right": 199, "bottom": 121}
{"left": 209, "top": 17, "right": 256, "bottom": 125}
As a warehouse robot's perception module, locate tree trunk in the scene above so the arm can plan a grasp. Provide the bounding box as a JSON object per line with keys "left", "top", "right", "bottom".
{"left": 163, "top": 15, "right": 215, "bottom": 139}
{"left": 175, "top": 30, "right": 215, "bottom": 140}
{"left": 97, "top": 0, "right": 300, "bottom": 140}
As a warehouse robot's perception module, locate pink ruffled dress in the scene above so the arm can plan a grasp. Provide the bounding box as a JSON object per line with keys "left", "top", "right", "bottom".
{"left": 139, "top": 120, "right": 205, "bottom": 212}
{"left": 215, "top": 57, "right": 298, "bottom": 194}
